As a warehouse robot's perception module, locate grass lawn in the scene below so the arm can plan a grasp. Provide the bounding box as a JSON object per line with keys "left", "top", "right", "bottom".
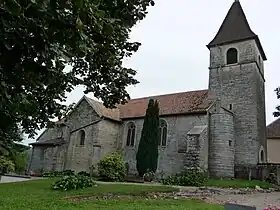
{"left": 0, "top": 179, "right": 223, "bottom": 210}
{"left": 205, "top": 179, "right": 272, "bottom": 189}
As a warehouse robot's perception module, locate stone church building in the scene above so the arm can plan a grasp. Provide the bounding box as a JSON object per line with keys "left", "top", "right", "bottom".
{"left": 28, "top": 1, "right": 268, "bottom": 178}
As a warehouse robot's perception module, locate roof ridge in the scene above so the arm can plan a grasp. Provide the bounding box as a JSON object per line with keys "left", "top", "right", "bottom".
{"left": 267, "top": 117, "right": 280, "bottom": 127}
{"left": 128, "top": 89, "right": 208, "bottom": 101}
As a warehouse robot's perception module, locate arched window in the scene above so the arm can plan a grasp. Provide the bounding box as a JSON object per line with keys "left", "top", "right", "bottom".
{"left": 158, "top": 119, "right": 167, "bottom": 146}
{"left": 260, "top": 150, "right": 264, "bottom": 162}
{"left": 226, "top": 48, "right": 238, "bottom": 64}
{"left": 78, "top": 130, "right": 86, "bottom": 145}
{"left": 126, "top": 122, "right": 136, "bottom": 147}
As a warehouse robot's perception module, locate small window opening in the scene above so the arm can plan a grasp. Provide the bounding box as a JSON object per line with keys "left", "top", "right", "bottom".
{"left": 226, "top": 48, "right": 238, "bottom": 65}
{"left": 258, "top": 55, "right": 262, "bottom": 68}
{"left": 79, "top": 130, "right": 86, "bottom": 145}
{"left": 229, "top": 140, "right": 232, "bottom": 146}
{"left": 126, "top": 122, "right": 136, "bottom": 147}
{"left": 158, "top": 119, "right": 167, "bottom": 146}
{"left": 229, "top": 104, "right": 232, "bottom": 110}
{"left": 260, "top": 150, "right": 264, "bottom": 162}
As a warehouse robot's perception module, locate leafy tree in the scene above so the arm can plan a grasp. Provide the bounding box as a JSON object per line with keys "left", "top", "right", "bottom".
{"left": 0, "top": 0, "right": 155, "bottom": 144}
{"left": 11, "top": 151, "right": 29, "bottom": 174}
{"left": 274, "top": 87, "right": 280, "bottom": 117}
{"left": 136, "top": 99, "right": 159, "bottom": 176}
{"left": 0, "top": 127, "right": 23, "bottom": 156}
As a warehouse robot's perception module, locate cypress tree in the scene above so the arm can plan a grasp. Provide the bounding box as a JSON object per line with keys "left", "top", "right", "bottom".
{"left": 136, "top": 99, "right": 159, "bottom": 176}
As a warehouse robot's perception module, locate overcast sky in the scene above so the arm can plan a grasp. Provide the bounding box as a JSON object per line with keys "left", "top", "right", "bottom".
{"left": 24, "top": 0, "right": 280, "bottom": 144}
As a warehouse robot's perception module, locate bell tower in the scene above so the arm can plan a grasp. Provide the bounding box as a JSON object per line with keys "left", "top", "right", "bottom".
{"left": 207, "top": 0, "right": 267, "bottom": 172}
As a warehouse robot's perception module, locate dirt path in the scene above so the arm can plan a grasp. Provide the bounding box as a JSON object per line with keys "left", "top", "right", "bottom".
{"left": 94, "top": 181, "right": 280, "bottom": 209}
{"left": 212, "top": 192, "right": 280, "bottom": 210}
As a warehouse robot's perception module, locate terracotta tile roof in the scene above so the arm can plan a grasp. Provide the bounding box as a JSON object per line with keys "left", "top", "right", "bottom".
{"left": 62, "top": 90, "right": 212, "bottom": 122}
{"left": 119, "top": 89, "right": 212, "bottom": 119}
{"left": 86, "top": 97, "right": 120, "bottom": 121}
{"left": 267, "top": 118, "right": 280, "bottom": 138}
{"left": 207, "top": 1, "right": 266, "bottom": 60}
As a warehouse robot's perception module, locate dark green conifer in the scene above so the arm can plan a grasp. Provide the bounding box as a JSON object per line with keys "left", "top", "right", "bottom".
{"left": 136, "top": 99, "right": 159, "bottom": 176}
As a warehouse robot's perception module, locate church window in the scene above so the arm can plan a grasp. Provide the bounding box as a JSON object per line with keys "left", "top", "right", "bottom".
{"left": 229, "top": 104, "right": 232, "bottom": 110}
{"left": 158, "top": 119, "right": 167, "bottom": 146}
{"left": 260, "top": 150, "right": 264, "bottom": 162}
{"left": 226, "top": 48, "right": 238, "bottom": 64}
{"left": 126, "top": 122, "right": 136, "bottom": 147}
{"left": 78, "top": 130, "right": 86, "bottom": 145}
{"left": 229, "top": 140, "right": 232, "bottom": 146}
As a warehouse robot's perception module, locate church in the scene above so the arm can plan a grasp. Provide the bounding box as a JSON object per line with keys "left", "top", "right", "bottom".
{"left": 27, "top": 1, "right": 268, "bottom": 178}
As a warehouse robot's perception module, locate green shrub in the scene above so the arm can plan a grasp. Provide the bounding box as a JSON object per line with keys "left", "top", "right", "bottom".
{"left": 77, "top": 171, "right": 90, "bottom": 177}
{"left": 143, "top": 169, "right": 155, "bottom": 182}
{"left": 265, "top": 173, "right": 277, "bottom": 185}
{"left": 43, "top": 171, "right": 59, "bottom": 178}
{"left": 163, "top": 168, "right": 207, "bottom": 187}
{"left": 52, "top": 175, "right": 94, "bottom": 191}
{"left": 0, "top": 156, "right": 15, "bottom": 174}
{"left": 43, "top": 170, "right": 75, "bottom": 178}
{"left": 61, "top": 170, "right": 75, "bottom": 176}
{"left": 98, "top": 152, "right": 125, "bottom": 182}
{"left": 13, "top": 152, "right": 28, "bottom": 174}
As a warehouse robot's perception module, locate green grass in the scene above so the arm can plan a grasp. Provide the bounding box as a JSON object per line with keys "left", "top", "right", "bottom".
{"left": 0, "top": 179, "right": 222, "bottom": 210}
{"left": 205, "top": 179, "right": 273, "bottom": 189}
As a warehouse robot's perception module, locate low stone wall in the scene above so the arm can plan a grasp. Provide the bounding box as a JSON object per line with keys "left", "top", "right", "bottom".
{"left": 0, "top": 174, "right": 31, "bottom": 183}
{"left": 235, "top": 163, "right": 280, "bottom": 185}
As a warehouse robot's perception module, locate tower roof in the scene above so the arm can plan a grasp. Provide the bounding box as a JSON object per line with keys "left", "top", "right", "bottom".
{"left": 207, "top": 1, "right": 267, "bottom": 60}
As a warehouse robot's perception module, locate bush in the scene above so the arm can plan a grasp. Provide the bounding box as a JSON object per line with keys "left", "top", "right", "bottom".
{"left": 12, "top": 152, "right": 28, "bottom": 174}
{"left": 77, "top": 171, "right": 90, "bottom": 177}
{"left": 0, "top": 156, "right": 15, "bottom": 174}
{"left": 162, "top": 168, "right": 207, "bottom": 187}
{"left": 265, "top": 173, "right": 277, "bottom": 185}
{"left": 43, "top": 170, "right": 75, "bottom": 178}
{"left": 61, "top": 170, "right": 75, "bottom": 176}
{"left": 98, "top": 152, "right": 125, "bottom": 182}
{"left": 143, "top": 169, "right": 155, "bottom": 182}
{"left": 52, "top": 175, "right": 94, "bottom": 191}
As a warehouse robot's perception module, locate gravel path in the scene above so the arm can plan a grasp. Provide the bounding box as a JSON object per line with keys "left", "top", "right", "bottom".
{"left": 96, "top": 181, "right": 280, "bottom": 209}
{"left": 212, "top": 192, "right": 280, "bottom": 210}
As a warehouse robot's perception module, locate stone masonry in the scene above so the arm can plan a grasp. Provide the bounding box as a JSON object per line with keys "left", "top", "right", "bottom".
{"left": 28, "top": 1, "right": 268, "bottom": 179}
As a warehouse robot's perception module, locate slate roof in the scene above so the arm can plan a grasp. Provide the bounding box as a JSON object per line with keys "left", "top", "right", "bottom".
{"left": 267, "top": 118, "right": 280, "bottom": 138}
{"left": 30, "top": 137, "right": 65, "bottom": 146}
{"left": 207, "top": 0, "right": 266, "bottom": 60}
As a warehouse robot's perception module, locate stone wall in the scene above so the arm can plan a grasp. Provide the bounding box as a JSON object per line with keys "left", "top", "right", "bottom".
{"left": 97, "top": 119, "right": 120, "bottom": 160}
{"left": 208, "top": 103, "right": 234, "bottom": 178}
{"left": 184, "top": 125, "right": 208, "bottom": 171}
{"left": 29, "top": 98, "right": 104, "bottom": 173}
{"left": 121, "top": 114, "right": 208, "bottom": 176}
{"left": 267, "top": 138, "right": 280, "bottom": 163}
{"left": 65, "top": 99, "right": 101, "bottom": 172}
{"left": 62, "top": 100, "right": 120, "bottom": 173}
{"left": 199, "top": 127, "right": 209, "bottom": 170}
{"left": 208, "top": 39, "right": 266, "bottom": 168}
{"left": 28, "top": 147, "right": 44, "bottom": 173}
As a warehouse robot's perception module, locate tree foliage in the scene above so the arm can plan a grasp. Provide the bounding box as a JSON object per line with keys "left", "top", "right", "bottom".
{"left": 136, "top": 99, "right": 159, "bottom": 177}
{"left": 0, "top": 0, "right": 155, "bottom": 143}
{"left": 274, "top": 87, "right": 280, "bottom": 117}
{"left": 10, "top": 151, "right": 29, "bottom": 174}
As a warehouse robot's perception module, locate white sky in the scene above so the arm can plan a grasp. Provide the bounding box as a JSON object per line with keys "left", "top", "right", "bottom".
{"left": 24, "top": 0, "right": 280, "bottom": 144}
